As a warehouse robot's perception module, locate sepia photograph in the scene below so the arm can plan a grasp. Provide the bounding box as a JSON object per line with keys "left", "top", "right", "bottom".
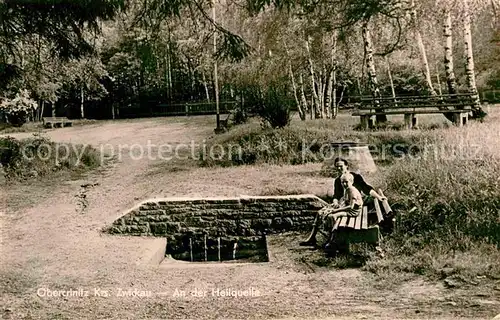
{"left": 0, "top": 0, "right": 499, "bottom": 319}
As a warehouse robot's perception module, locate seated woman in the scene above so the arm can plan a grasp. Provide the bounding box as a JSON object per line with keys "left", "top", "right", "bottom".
{"left": 300, "top": 157, "right": 386, "bottom": 247}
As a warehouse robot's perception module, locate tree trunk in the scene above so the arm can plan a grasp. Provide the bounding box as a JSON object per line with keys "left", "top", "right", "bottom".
{"left": 385, "top": 56, "right": 397, "bottom": 107}
{"left": 41, "top": 101, "right": 45, "bottom": 120}
{"left": 362, "top": 19, "right": 386, "bottom": 123}
{"left": 284, "top": 41, "right": 305, "bottom": 120}
{"left": 212, "top": 0, "right": 220, "bottom": 129}
{"left": 202, "top": 71, "right": 211, "bottom": 103}
{"left": 333, "top": 69, "right": 338, "bottom": 118}
{"left": 325, "top": 33, "right": 335, "bottom": 119}
{"left": 411, "top": 0, "right": 437, "bottom": 96}
{"left": 289, "top": 64, "right": 305, "bottom": 120}
{"left": 338, "top": 84, "right": 345, "bottom": 115}
{"left": 80, "top": 85, "right": 85, "bottom": 119}
{"left": 444, "top": 9, "right": 458, "bottom": 95}
{"left": 441, "top": 8, "right": 459, "bottom": 122}
{"left": 51, "top": 102, "right": 56, "bottom": 117}
{"left": 305, "top": 38, "right": 320, "bottom": 119}
{"left": 298, "top": 73, "right": 309, "bottom": 120}
{"left": 325, "top": 70, "right": 334, "bottom": 119}
{"left": 319, "top": 67, "right": 326, "bottom": 118}
{"left": 435, "top": 64, "right": 443, "bottom": 95}
{"left": 463, "top": 0, "right": 486, "bottom": 119}
{"left": 330, "top": 33, "right": 337, "bottom": 119}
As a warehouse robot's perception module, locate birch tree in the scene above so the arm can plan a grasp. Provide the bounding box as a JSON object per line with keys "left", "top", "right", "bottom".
{"left": 462, "top": 0, "right": 486, "bottom": 118}
{"left": 411, "top": 0, "right": 437, "bottom": 96}
{"left": 443, "top": 8, "right": 458, "bottom": 95}
{"left": 362, "top": 18, "right": 386, "bottom": 123}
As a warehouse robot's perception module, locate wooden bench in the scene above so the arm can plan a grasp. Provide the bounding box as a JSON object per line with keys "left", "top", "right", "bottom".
{"left": 320, "top": 190, "right": 395, "bottom": 254}
{"left": 353, "top": 94, "right": 476, "bottom": 129}
{"left": 42, "top": 117, "right": 73, "bottom": 128}
{"left": 214, "top": 111, "right": 233, "bottom": 134}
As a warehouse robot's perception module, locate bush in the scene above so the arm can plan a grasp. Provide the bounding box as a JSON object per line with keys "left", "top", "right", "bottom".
{"left": 0, "top": 89, "right": 37, "bottom": 127}
{"left": 0, "top": 136, "right": 21, "bottom": 169}
{"left": 0, "top": 135, "right": 101, "bottom": 181}
{"left": 240, "top": 82, "right": 293, "bottom": 129}
{"left": 257, "top": 84, "right": 292, "bottom": 128}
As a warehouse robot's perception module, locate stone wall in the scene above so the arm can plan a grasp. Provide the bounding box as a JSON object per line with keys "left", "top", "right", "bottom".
{"left": 107, "top": 194, "right": 327, "bottom": 238}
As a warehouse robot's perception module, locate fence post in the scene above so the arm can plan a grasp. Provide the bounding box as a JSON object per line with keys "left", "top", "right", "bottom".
{"left": 217, "top": 237, "right": 221, "bottom": 262}
{"left": 189, "top": 237, "right": 193, "bottom": 262}
{"left": 204, "top": 233, "right": 208, "bottom": 262}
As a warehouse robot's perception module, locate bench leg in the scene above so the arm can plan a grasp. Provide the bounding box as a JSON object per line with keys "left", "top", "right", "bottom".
{"left": 404, "top": 114, "right": 415, "bottom": 129}
{"left": 360, "top": 116, "right": 369, "bottom": 130}
{"left": 369, "top": 117, "right": 376, "bottom": 128}
{"left": 453, "top": 113, "right": 468, "bottom": 127}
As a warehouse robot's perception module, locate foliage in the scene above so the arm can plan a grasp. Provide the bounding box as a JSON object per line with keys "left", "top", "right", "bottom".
{"left": 0, "top": 135, "right": 101, "bottom": 181}
{"left": 0, "top": 0, "right": 125, "bottom": 60}
{"left": 0, "top": 90, "right": 38, "bottom": 127}
{"left": 0, "top": 137, "right": 21, "bottom": 170}
{"left": 258, "top": 85, "right": 293, "bottom": 128}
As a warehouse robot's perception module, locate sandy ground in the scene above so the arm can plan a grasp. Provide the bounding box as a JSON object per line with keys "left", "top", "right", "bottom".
{"left": 1, "top": 116, "right": 499, "bottom": 320}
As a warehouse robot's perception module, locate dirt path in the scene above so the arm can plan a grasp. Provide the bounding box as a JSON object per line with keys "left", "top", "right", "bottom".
{"left": 1, "top": 116, "right": 498, "bottom": 320}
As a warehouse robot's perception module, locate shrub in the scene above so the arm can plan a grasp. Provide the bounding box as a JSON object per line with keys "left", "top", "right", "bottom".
{"left": 0, "top": 136, "right": 22, "bottom": 169}
{"left": 240, "top": 82, "right": 293, "bottom": 129}
{"left": 257, "top": 83, "right": 292, "bottom": 128}
{"left": 0, "top": 90, "right": 38, "bottom": 127}
{"left": 0, "top": 135, "right": 101, "bottom": 181}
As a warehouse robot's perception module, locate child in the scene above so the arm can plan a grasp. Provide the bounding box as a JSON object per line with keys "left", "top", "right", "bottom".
{"left": 329, "top": 173, "right": 363, "bottom": 219}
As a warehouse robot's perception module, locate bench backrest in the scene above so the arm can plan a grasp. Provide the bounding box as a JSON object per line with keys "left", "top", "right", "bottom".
{"left": 358, "top": 94, "right": 476, "bottom": 110}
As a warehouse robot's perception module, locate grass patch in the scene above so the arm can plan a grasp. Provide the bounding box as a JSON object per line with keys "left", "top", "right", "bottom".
{"left": 365, "top": 240, "right": 500, "bottom": 281}
{"left": 200, "top": 121, "right": 440, "bottom": 168}
{"left": 0, "top": 122, "right": 44, "bottom": 134}
{"left": 230, "top": 110, "right": 500, "bottom": 279}
{"left": 0, "top": 134, "right": 101, "bottom": 182}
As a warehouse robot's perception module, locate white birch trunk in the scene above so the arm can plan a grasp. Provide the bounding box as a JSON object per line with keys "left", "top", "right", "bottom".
{"left": 202, "top": 71, "right": 211, "bottom": 103}
{"left": 325, "top": 70, "right": 334, "bottom": 119}
{"left": 333, "top": 69, "right": 338, "bottom": 118}
{"left": 463, "top": 0, "right": 483, "bottom": 115}
{"left": 319, "top": 68, "right": 325, "bottom": 118}
{"left": 212, "top": 0, "right": 220, "bottom": 128}
{"left": 411, "top": 0, "right": 437, "bottom": 96}
{"left": 436, "top": 64, "right": 443, "bottom": 96}
{"left": 305, "top": 38, "right": 320, "bottom": 118}
{"left": 298, "top": 73, "right": 310, "bottom": 120}
{"left": 444, "top": 9, "right": 458, "bottom": 95}
{"left": 362, "top": 19, "right": 386, "bottom": 122}
{"left": 80, "top": 85, "right": 85, "bottom": 119}
{"left": 385, "top": 56, "right": 397, "bottom": 107}
{"left": 289, "top": 64, "right": 305, "bottom": 120}
{"left": 325, "top": 33, "right": 336, "bottom": 119}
